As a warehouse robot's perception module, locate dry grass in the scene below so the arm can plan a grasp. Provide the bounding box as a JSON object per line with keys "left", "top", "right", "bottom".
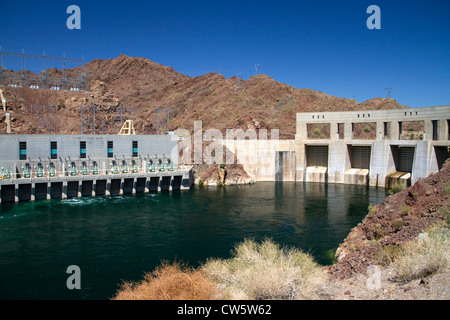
{"left": 201, "top": 238, "right": 327, "bottom": 300}
{"left": 391, "top": 226, "right": 450, "bottom": 282}
{"left": 111, "top": 261, "right": 217, "bottom": 300}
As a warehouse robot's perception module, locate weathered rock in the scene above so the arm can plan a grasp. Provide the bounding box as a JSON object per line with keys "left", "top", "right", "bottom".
{"left": 327, "top": 159, "right": 450, "bottom": 279}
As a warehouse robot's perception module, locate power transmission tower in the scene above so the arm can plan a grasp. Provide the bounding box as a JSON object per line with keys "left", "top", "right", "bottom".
{"left": 385, "top": 87, "right": 392, "bottom": 98}
{"left": 0, "top": 48, "right": 87, "bottom": 91}
{"left": 116, "top": 104, "right": 135, "bottom": 124}
{"left": 236, "top": 72, "right": 243, "bottom": 93}
{"left": 80, "top": 104, "right": 99, "bottom": 134}
{"left": 155, "top": 105, "right": 171, "bottom": 135}
{"left": 30, "top": 104, "right": 56, "bottom": 134}
{"left": 255, "top": 64, "right": 260, "bottom": 76}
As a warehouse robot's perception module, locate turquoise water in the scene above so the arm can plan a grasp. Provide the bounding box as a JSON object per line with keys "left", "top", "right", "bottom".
{"left": 0, "top": 182, "right": 385, "bottom": 299}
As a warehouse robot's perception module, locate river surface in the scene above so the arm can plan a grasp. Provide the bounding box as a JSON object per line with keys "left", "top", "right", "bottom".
{"left": 0, "top": 182, "right": 385, "bottom": 299}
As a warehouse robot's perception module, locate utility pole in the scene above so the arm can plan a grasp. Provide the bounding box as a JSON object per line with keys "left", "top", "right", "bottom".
{"left": 236, "top": 72, "right": 243, "bottom": 93}
{"left": 385, "top": 87, "right": 392, "bottom": 98}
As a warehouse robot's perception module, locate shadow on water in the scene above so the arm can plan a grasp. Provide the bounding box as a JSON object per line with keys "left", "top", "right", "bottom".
{"left": 0, "top": 182, "right": 385, "bottom": 299}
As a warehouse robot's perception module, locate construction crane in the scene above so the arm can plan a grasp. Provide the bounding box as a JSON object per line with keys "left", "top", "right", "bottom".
{"left": 118, "top": 119, "right": 136, "bottom": 135}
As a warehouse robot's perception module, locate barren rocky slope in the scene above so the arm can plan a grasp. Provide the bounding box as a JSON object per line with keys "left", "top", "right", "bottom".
{"left": 327, "top": 160, "right": 450, "bottom": 280}
{"left": 1, "top": 54, "right": 408, "bottom": 137}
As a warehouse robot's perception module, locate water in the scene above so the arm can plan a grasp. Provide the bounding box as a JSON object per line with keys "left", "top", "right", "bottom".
{"left": 0, "top": 182, "right": 385, "bottom": 300}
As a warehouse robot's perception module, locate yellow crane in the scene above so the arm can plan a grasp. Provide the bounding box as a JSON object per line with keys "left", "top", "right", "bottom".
{"left": 118, "top": 119, "right": 136, "bottom": 135}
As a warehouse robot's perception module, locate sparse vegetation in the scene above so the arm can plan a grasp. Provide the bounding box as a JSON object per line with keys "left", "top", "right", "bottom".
{"left": 112, "top": 261, "right": 217, "bottom": 300}
{"left": 387, "top": 182, "right": 406, "bottom": 196}
{"left": 374, "top": 224, "right": 383, "bottom": 240}
{"left": 401, "top": 204, "right": 410, "bottom": 216}
{"left": 390, "top": 225, "right": 449, "bottom": 282}
{"left": 201, "top": 238, "right": 327, "bottom": 300}
{"left": 444, "top": 184, "right": 450, "bottom": 194}
{"left": 112, "top": 238, "right": 328, "bottom": 300}
{"left": 367, "top": 204, "right": 376, "bottom": 217}
{"left": 393, "top": 219, "right": 406, "bottom": 231}
{"left": 375, "top": 245, "right": 403, "bottom": 266}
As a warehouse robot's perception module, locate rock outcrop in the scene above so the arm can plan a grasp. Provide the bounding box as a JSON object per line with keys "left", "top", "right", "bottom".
{"left": 327, "top": 159, "right": 450, "bottom": 279}
{"left": 194, "top": 163, "right": 254, "bottom": 186}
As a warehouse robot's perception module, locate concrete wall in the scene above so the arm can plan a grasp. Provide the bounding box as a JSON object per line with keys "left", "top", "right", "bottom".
{"left": 0, "top": 134, "right": 177, "bottom": 162}
{"left": 223, "top": 139, "right": 297, "bottom": 182}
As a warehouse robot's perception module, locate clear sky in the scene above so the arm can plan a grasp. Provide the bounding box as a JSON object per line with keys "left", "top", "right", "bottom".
{"left": 1, "top": 0, "right": 449, "bottom": 108}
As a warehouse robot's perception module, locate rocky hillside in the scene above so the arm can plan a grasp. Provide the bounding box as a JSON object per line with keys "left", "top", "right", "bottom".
{"left": 327, "top": 160, "right": 450, "bottom": 280}
{"left": 1, "top": 54, "right": 408, "bottom": 137}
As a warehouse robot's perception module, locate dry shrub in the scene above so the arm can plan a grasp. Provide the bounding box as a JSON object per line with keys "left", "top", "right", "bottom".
{"left": 201, "top": 238, "right": 327, "bottom": 300}
{"left": 391, "top": 227, "right": 450, "bottom": 282}
{"left": 112, "top": 261, "right": 217, "bottom": 300}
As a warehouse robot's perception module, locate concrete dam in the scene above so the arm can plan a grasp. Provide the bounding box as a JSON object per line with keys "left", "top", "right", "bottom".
{"left": 0, "top": 135, "right": 193, "bottom": 203}
{"left": 0, "top": 105, "right": 449, "bottom": 203}
{"left": 225, "top": 105, "right": 450, "bottom": 188}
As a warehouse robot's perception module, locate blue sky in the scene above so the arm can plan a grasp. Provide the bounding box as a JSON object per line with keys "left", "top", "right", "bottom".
{"left": 1, "top": 0, "right": 449, "bottom": 108}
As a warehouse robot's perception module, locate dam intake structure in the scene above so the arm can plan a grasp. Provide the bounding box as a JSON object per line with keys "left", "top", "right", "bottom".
{"left": 224, "top": 105, "right": 450, "bottom": 187}
{"left": 0, "top": 135, "right": 193, "bottom": 203}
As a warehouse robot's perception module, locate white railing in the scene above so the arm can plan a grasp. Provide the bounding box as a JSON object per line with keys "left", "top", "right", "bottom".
{"left": 0, "top": 157, "right": 191, "bottom": 181}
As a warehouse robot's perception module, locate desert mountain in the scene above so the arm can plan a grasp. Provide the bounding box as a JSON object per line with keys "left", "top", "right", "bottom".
{"left": 0, "top": 54, "right": 408, "bottom": 137}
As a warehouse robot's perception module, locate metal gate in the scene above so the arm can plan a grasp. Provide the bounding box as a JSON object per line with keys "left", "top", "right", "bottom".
{"left": 306, "top": 145, "right": 328, "bottom": 167}
{"left": 398, "top": 147, "right": 415, "bottom": 172}
{"left": 350, "top": 146, "right": 371, "bottom": 169}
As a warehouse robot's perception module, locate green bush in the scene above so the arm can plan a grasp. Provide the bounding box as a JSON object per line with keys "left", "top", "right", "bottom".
{"left": 375, "top": 245, "right": 403, "bottom": 266}
{"left": 386, "top": 182, "right": 406, "bottom": 196}
{"left": 401, "top": 204, "right": 410, "bottom": 216}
